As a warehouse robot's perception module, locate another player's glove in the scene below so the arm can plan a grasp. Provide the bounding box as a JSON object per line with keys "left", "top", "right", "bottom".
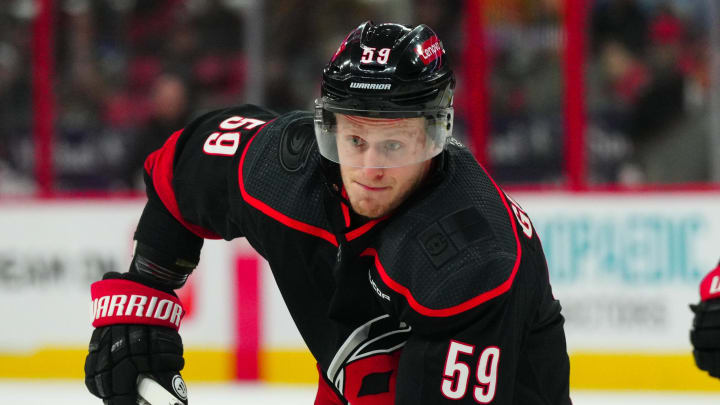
{"left": 690, "top": 262, "right": 720, "bottom": 378}
{"left": 84, "top": 272, "right": 189, "bottom": 404}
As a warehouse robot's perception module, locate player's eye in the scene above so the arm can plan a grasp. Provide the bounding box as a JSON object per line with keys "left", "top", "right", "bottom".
{"left": 348, "top": 135, "right": 366, "bottom": 148}
{"left": 384, "top": 140, "right": 404, "bottom": 152}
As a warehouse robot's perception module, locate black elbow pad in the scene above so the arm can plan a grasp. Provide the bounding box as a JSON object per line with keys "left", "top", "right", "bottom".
{"left": 133, "top": 198, "right": 204, "bottom": 289}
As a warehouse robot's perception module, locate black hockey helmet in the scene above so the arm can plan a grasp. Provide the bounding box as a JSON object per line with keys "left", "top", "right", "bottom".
{"left": 315, "top": 21, "right": 455, "bottom": 168}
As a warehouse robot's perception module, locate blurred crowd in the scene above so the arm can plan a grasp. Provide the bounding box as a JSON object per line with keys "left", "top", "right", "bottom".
{"left": 484, "top": 0, "right": 713, "bottom": 185}
{"left": 0, "top": 0, "right": 462, "bottom": 193}
{"left": 588, "top": 0, "right": 712, "bottom": 184}
{"left": 0, "top": 0, "right": 715, "bottom": 194}
{"left": 2, "top": 0, "right": 250, "bottom": 192}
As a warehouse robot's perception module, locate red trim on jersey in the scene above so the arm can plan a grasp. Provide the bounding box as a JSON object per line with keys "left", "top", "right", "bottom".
{"left": 238, "top": 121, "right": 339, "bottom": 247}
{"left": 361, "top": 164, "right": 523, "bottom": 318}
{"left": 144, "top": 130, "right": 222, "bottom": 239}
{"left": 340, "top": 188, "right": 351, "bottom": 228}
{"left": 339, "top": 187, "right": 387, "bottom": 241}
{"left": 363, "top": 247, "right": 515, "bottom": 317}
{"left": 346, "top": 217, "right": 387, "bottom": 242}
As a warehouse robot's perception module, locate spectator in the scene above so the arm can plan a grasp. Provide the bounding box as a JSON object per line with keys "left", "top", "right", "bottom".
{"left": 591, "top": 0, "right": 648, "bottom": 57}
{"left": 124, "top": 73, "right": 192, "bottom": 188}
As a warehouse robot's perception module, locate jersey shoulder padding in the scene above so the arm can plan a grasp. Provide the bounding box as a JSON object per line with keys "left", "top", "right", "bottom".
{"left": 239, "top": 110, "right": 337, "bottom": 246}
{"left": 366, "top": 145, "right": 522, "bottom": 325}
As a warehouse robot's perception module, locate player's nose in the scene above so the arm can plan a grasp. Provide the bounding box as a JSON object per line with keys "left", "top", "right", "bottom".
{"left": 362, "top": 166, "right": 384, "bottom": 180}
{"left": 361, "top": 144, "right": 389, "bottom": 169}
{"left": 359, "top": 147, "right": 386, "bottom": 179}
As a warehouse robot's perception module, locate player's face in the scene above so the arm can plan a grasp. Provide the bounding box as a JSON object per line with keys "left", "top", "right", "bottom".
{"left": 336, "top": 115, "right": 433, "bottom": 219}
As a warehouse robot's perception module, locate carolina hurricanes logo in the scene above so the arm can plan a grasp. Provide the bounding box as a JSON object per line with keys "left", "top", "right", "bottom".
{"left": 416, "top": 36, "right": 444, "bottom": 65}
{"left": 327, "top": 315, "right": 411, "bottom": 399}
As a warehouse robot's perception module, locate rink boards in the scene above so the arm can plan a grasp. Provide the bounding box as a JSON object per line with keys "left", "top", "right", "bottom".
{"left": 0, "top": 192, "right": 718, "bottom": 390}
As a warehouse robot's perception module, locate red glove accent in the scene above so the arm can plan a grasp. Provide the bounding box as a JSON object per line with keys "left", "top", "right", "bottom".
{"left": 699, "top": 263, "right": 720, "bottom": 302}
{"left": 90, "top": 279, "right": 185, "bottom": 330}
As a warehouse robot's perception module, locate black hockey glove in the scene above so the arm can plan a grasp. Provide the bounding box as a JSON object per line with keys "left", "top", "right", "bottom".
{"left": 84, "top": 272, "right": 188, "bottom": 404}
{"left": 690, "top": 263, "right": 720, "bottom": 379}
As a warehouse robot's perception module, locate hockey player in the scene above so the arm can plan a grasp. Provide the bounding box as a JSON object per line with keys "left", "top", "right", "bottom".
{"left": 690, "top": 260, "right": 720, "bottom": 379}
{"left": 84, "top": 21, "right": 571, "bottom": 404}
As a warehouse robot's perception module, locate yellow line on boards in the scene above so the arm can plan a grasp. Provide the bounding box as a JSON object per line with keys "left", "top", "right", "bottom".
{"left": 259, "top": 349, "right": 316, "bottom": 383}
{"left": 570, "top": 352, "right": 720, "bottom": 391}
{"left": 1, "top": 347, "right": 718, "bottom": 391}
{"left": 183, "top": 349, "right": 236, "bottom": 381}
{"left": 0, "top": 347, "right": 234, "bottom": 381}
{"left": 0, "top": 347, "right": 88, "bottom": 379}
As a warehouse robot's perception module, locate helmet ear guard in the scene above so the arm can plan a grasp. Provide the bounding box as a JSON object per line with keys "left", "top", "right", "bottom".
{"left": 316, "top": 21, "right": 456, "bottom": 168}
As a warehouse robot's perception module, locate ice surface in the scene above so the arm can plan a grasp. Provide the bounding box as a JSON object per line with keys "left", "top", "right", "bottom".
{"left": 0, "top": 380, "right": 717, "bottom": 404}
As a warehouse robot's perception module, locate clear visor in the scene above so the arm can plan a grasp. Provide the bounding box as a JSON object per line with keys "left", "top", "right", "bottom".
{"left": 314, "top": 100, "right": 453, "bottom": 169}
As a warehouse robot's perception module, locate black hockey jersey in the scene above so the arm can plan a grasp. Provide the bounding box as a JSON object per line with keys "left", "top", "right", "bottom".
{"left": 135, "top": 105, "right": 571, "bottom": 405}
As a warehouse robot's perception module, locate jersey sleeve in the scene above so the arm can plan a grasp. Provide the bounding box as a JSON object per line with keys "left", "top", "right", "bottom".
{"left": 134, "top": 105, "right": 278, "bottom": 265}
{"left": 382, "top": 202, "right": 568, "bottom": 404}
